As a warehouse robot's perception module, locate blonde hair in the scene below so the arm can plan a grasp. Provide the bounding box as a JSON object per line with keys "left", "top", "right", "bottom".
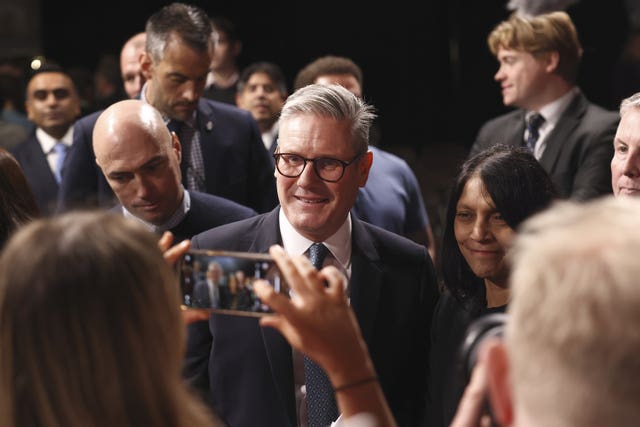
{"left": 488, "top": 11, "right": 582, "bottom": 82}
{"left": 507, "top": 196, "right": 640, "bottom": 427}
{"left": 0, "top": 211, "right": 220, "bottom": 427}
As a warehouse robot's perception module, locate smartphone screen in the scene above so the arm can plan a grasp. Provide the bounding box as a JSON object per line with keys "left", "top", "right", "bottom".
{"left": 177, "top": 249, "right": 288, "bottom": 317}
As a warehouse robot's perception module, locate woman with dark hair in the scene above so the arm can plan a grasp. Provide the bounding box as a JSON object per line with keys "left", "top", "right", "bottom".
{"left": 0, "top": 147, "right": 39, "bottom": 249}
{"left": 429, "top": 144, "right": 557, "bottom": 427}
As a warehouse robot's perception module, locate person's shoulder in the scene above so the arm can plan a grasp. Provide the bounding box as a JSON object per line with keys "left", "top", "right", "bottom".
{"left": 190, "top": 211, "right": 269, "bottom": 248}
{"left": 10, "top": 131, "right": 37, "bottom": 157}
{"left": 582, "top": 100, "right": 620, "bottom": 126}
{"left": 369, "top": 145, "right": 410, "bottom": 169}
{"left": 359, "top": 220, "right": 427, "bottom": 260}
{"left": 76, "top": 109, "right": 104, "bottom": 128}
{"left": 190, "top": 190, "right": 257, "bottom": 218}
{"left": 478, "top": 108, "right": 521, "bottom": 130}
{"left": 198, "top": 97, "right": 252, "bottom": 121}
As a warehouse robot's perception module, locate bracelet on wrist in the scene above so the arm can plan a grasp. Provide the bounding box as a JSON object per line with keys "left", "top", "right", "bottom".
{"left": 333, "top": 375, "right": 378, "bottom": 392}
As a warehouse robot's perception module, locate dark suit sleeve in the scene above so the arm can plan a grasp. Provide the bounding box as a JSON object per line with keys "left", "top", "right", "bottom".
{"left": 569, "top": 114, "right": 618, "bottom": 200}
{"left": 57, "top": 116, "right": 103, "bottom": 211}
{"left": 246, "top": 117, "right": 278, "bottom": 213}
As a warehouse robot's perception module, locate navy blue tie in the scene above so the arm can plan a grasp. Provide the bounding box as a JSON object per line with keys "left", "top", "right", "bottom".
{"left": 304, "top": 243, "right": 339, "bottom": 427}
{"left": 526, "top": 113, "right": 545, "bottom": 153}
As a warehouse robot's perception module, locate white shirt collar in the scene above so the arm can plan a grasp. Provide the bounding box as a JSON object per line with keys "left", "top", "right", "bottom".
{"left": 278, "top": 208, "right": 352, "bottom": 274}
{"left": 261, "top": 120, "right": 279, "bottom": 150}
{"left": 36, "top": 126, "right": 73, "bottom": 154}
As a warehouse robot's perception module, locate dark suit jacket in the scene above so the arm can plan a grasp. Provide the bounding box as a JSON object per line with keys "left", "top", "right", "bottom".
{"left": 58, "top": 98, "right": 278, "bottom": 213}
{"left": 12, "top": 132, "right": 59, "bottom": 216}
{"left": 469, "top": 92, "right": 619, "bottom": 200}
{"left": 185, "top": 208, "right": 439, "bottom": 427}
{"left": 112, "top": 190, "right": 257, "bottom": 243}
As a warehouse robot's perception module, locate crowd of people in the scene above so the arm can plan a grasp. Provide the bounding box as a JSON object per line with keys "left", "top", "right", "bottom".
{"left": 1, "top": 3, "right": 640, "bottom": 427}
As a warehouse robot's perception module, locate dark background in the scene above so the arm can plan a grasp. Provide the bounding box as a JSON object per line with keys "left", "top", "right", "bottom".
{"left": 37, "top": 0, "right": 632, "bottom": 153}
{"left": 25, "top": 0, "right": 638, "bottom": 240}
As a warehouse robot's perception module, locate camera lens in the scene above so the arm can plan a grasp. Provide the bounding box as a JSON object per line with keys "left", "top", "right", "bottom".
{"left": 458, "top": 312, "right": 507, "bottom": 381}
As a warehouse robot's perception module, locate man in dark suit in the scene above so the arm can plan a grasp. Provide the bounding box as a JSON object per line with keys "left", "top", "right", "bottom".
{"left": 185, "top": 84, "right": 439, "bottom": 427}
{"left": 58, "top": 3, "right": 277, "bottom": 214}
{"left": 93, "top": 99, "right": 256, "bottom": 243}
{"left": 12, "top": 64, "right": 81, "bottom": 215}
{"left": 469, "top": 11, "right": 619, "bottom": 201}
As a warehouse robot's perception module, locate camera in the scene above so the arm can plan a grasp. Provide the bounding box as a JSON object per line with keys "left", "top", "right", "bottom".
{"left": 457, "top": 312, "right": 507, "bottom": 426}
{"left": 176, "top": 249, "right": 289, "bottom": 317}
{"left": 458, "top": 312, "right": 507, "bottom": 381}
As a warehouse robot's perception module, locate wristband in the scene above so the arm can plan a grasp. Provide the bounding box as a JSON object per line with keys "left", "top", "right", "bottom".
{"left": 333, "top": 375, "right": 378, "bottom": 392}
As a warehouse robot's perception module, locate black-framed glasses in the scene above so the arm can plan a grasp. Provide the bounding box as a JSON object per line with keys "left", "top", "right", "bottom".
{"left": 273, "top": 151, "right": 366, "bottom": 182}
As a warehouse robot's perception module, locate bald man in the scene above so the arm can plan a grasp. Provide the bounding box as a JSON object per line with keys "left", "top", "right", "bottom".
{"left": 93, "top": 99, "right": 256, "bottom": 242}
{"left": 120, "top": 32, "right": 147, "bottom": 99}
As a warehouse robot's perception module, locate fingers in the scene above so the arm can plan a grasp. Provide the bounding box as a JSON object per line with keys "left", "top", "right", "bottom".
{"left": 163, "top": 239, "right": 191, "bottom": 266}
{"left": 181, "top": 307, "right": 210, "bottom": 324}
{"left": 450, "top": 358, "right": 489, "bottom": 427}
{"left": 254, "top": 280, "right": 292, "bottom": 315}
{"left": 158, "top": 231, "right": 174, "bottom": 252}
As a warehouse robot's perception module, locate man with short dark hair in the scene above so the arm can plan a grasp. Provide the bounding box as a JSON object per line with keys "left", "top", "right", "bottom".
{"left": 58, "top": 3, "right": 277, "bottom": 214}
{"left": 13, "top": 64, "right": 81, "bottom": 215}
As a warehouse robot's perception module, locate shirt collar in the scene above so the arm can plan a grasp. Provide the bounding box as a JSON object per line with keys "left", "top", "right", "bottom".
{"left": 36, "top": 126, "right": 73, "bottom": 154}
{"left": 122, "top": 187, "right": 191, "bottom": 234}
{"left": 278, "top": 208, "right": 352, "bottom": 270}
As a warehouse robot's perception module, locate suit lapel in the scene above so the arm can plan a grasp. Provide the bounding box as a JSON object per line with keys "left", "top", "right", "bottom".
{"left": 253, "top": 209, "right": 296, "bottom": 425}
{"left": 349, "top": 217, "right": 383, "bottom": 345}
{"left": 538, "top": 93, "right": 586, "bottom": 171}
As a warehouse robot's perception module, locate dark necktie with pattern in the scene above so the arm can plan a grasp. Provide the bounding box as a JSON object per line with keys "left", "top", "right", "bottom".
{"left": 525, "top": 112, "right": 545, "bottom": 153}
{"left": 167, "top": 119, "right": 205, "bottom": 191}
{"left": 304, "top": 243, "right": 339, "bottom": 427}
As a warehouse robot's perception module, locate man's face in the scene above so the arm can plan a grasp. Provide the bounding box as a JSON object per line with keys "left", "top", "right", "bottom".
{"left": 612, "top": 109, "right": 640, "bottom": 197}
{"left": 25, "top": 72, "right": 80, "bottom": 138}
{"left": 142, "top": 36, "right": 211, "bottom": 121}
{"left": 210, "top": 30, "right": 239, "bottom": 71}
{"left": 315, "top": 74, "right": 362, "bottom": 98}
{"left": 275, "top": 114, "right": 372, "bottom": 242}
{"left": 120, "top": 43, "right": 145, "bottom": 98}
{"left": 236, "top": 72, "right": 286, "bottom": 129}
{"left": 96, "top": 125, "right": 183, "bottom": 225}
{"left": 494, "top": 48, "right": 551, "bottom": 110}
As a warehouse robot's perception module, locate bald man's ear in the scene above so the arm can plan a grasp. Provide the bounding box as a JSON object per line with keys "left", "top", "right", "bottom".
{"left": 140, "top": 52, "right": 153, "bottom": 80}
{"left": 171, "top": 132, "right": 182, "bottom": 163}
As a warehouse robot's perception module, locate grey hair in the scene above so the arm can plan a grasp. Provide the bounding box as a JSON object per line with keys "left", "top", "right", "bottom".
{"left": 144, "top": 2, "right": 213, "bottom": 63}
{"left": 619, "top": 92, "right": 640, "bottom": 118}
{"left": 280, "top": 83, "right": 376, "bottom": 153}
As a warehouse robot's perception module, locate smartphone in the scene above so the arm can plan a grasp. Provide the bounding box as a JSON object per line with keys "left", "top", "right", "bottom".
{"left": 176, "top": 249, "right": 288, "bottom": 317}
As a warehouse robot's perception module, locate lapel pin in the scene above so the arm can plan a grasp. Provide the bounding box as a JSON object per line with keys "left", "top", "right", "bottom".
{"left": 206, "top": 121, "right": 214, "bottom": 131}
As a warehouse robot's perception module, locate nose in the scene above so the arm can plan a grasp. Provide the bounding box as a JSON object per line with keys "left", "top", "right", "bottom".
{"left": 470, "top": 217, "right": 491, "bottom": 241}
{"left": 622, "top": 149, "right": 640, "bottom": 177}
{"left": 181, "top": 81, "right": 198, "bottom": 102}
{"left": 135, "top": 175, "right": 153, "bottom": 199}
{"left": 296, "top": 159, "right": 322, "bottom": 187}
{"left": 494, "top": 65, "right": 504, "bottom": 82}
